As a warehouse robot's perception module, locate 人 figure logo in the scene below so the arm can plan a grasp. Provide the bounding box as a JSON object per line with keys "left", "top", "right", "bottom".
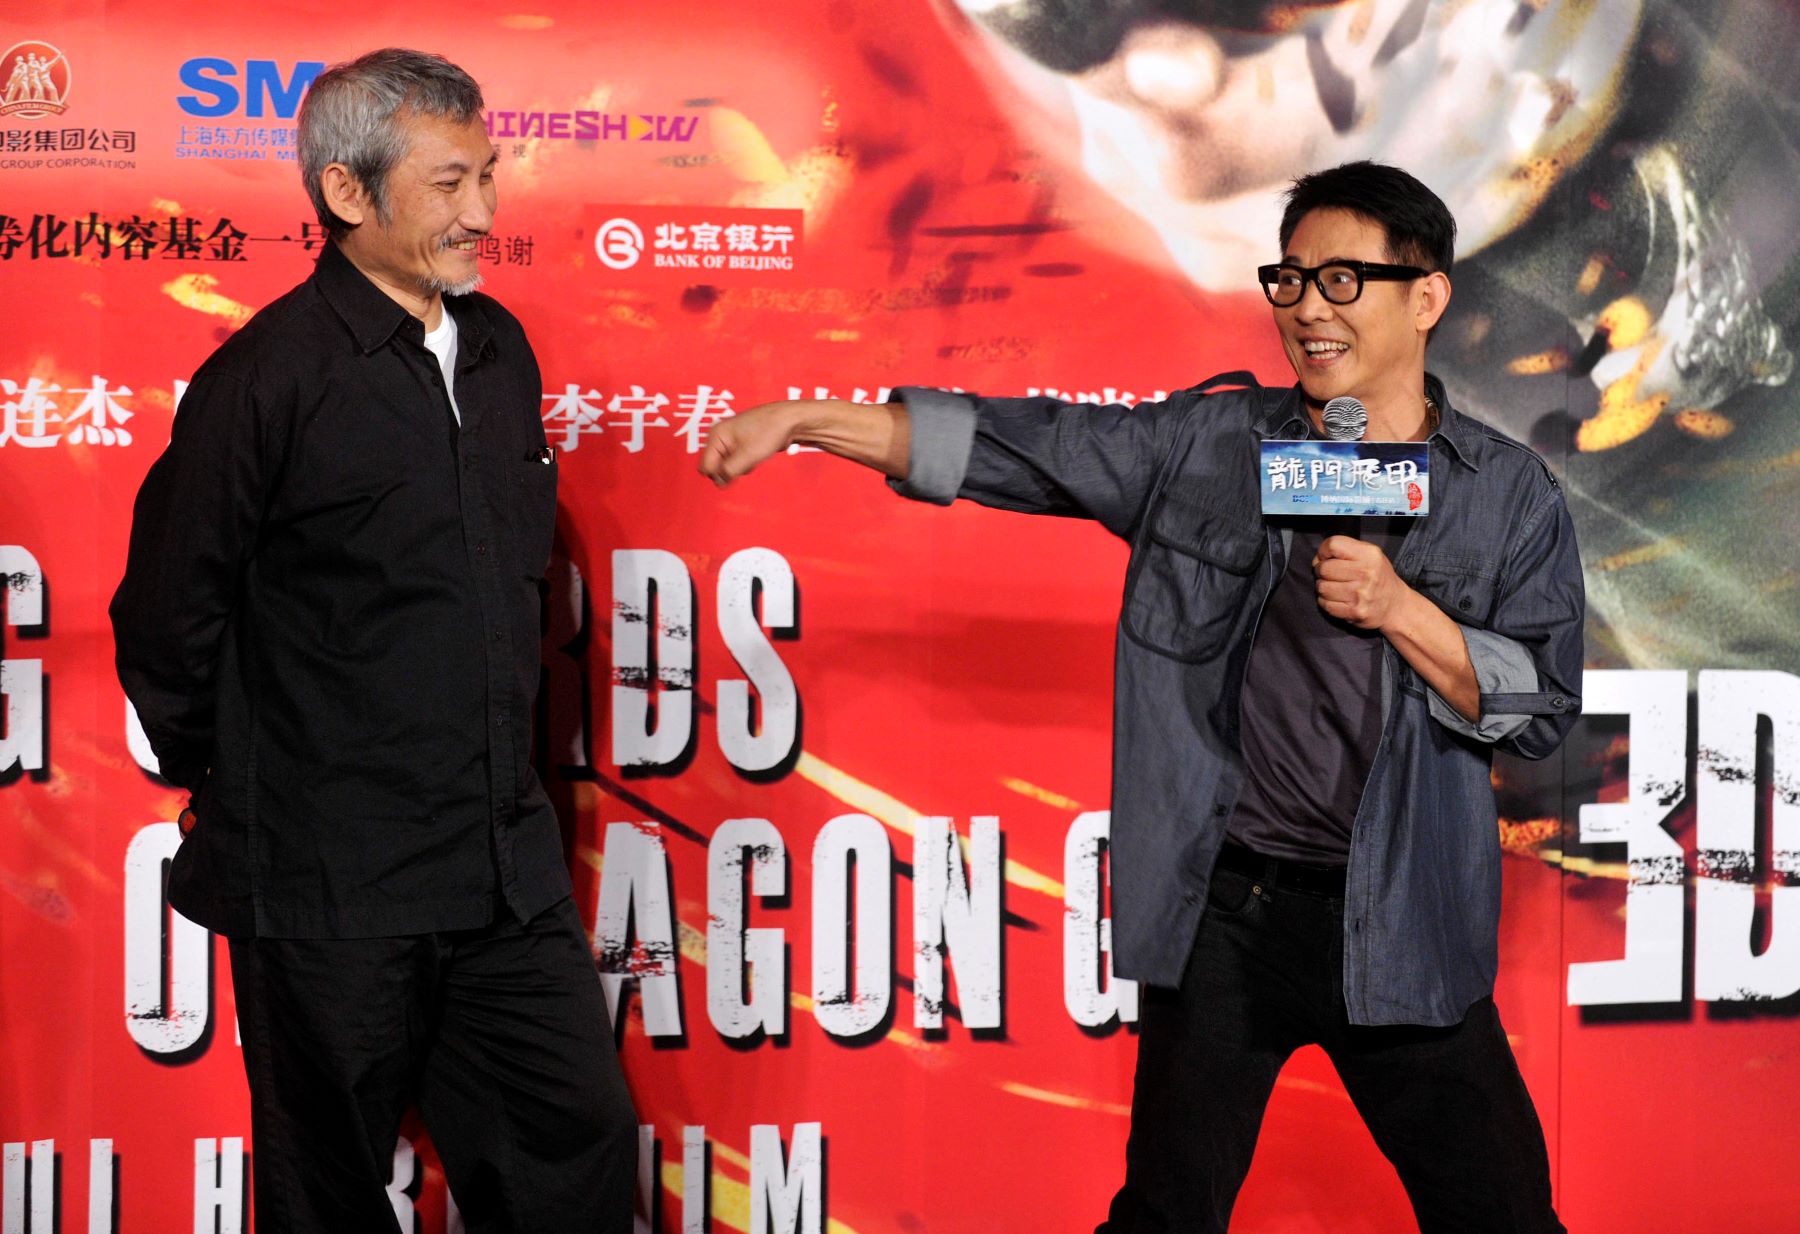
{"left": 0, "top": 42, "right": 71, "bottom": 119}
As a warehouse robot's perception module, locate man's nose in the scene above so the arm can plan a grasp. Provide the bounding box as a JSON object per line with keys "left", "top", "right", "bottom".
{"left": 460, "top": 188, "right": 494, "bottom": 233}
{"left": 1291, "top": 279, "right": 1336, "bottom": 322}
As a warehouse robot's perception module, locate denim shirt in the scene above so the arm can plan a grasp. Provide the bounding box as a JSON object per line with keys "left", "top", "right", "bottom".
{"left": 893, "top": 373, "right": 1584, "bottom": 1027}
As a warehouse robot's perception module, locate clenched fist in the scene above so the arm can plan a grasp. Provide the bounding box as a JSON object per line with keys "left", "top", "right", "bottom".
{"left": 1312, "top": 534, "right": 1407, "bottom": 631}
{"left": 697, "top": 397, "right": 911, "bottom": 488}
{"left": 698, "top": 401, "right": 805, "bottom": 487}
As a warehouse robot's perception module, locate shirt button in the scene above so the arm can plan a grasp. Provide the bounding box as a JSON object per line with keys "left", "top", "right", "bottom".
{"left": 496, "top": 714, "right": 509, "bottom": 727}
{"left": 1551, "top": 695, "right": 1566, "bottom": 709}
{"left": 492, "top": 627, "right": 503, "bottom": 642}
{"left": 476, "top": 541, "right": 487, "bottom": 555}
{"left": 1213, "top": 803, "right": 1228, "bottom": 816}
{"left": 1457, "top": 597, "right": 1472, "bottom": 612}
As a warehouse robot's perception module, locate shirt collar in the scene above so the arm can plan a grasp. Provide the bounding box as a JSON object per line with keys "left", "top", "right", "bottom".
{"left": 441, "top": 288, "right": 494, "bottom": 369}
{"left": 1252, "top": 373, "right": 1481, "bottom": 471}
{"left": 313, "top": 240, "right": 495, "bottom": 363}
{"left": 1253, "top": 384, "right": 1312, "bottom": 439}
{"left": 1423, "top": 373, "right": 1481, "bottom": 471}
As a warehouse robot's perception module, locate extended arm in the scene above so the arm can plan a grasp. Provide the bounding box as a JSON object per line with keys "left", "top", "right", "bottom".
{"left": 700, "top": 398, "right": 910, "bottom": 484}
{"left": 702, "top": 386, "right": 1181, "bottom": 537}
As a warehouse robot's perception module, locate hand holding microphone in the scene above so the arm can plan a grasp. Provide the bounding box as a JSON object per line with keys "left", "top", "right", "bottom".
{"left": 1312, "top": 534, "right": 1405, "bottom": 630}
{"left": 1309, "top": 395, "right": 1407, "bottom": 629}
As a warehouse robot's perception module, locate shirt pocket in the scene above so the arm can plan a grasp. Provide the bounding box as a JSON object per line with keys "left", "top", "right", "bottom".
{"left": 510, "top": 447, "right": 559, "bottom": 579}
{"left": 1123, "top": 492, "right": 1263, "bottom": 662}
{"left": 1405, "top": 554, "right": 1499, "bottom": 628}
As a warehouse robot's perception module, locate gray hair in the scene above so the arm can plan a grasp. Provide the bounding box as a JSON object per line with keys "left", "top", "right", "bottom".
{"left": 297, "top": 48, "right": 485, "bottom": 235}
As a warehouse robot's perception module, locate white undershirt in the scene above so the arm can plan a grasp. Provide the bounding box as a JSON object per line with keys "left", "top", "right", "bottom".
{"left": 421, "top": 309, "right": 462, "bottom": 425}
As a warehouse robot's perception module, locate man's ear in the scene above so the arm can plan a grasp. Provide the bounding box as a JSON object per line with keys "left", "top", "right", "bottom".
{"left": 1416, "top": 270, "right": 1451, "bottom": 335}
{"left": 320, "top": 163, "right": 368, "bottom": 229}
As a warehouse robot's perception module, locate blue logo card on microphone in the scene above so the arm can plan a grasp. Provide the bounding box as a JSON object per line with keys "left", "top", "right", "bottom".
{"left": 1258, "top": 440, "right": 1430, "bottom": 517}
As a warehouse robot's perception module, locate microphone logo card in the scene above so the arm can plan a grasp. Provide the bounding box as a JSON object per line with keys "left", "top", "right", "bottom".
{"left": 1259, "top": 440, "right": 1430, "bottom": 517}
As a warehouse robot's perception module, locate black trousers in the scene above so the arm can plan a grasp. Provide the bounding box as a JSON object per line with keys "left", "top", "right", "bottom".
{"left": 1098, "top": 861, "right": 1564, "bottom": 1234}
{"left": 230, "top": 897, "right": 637, "bottom": 1234}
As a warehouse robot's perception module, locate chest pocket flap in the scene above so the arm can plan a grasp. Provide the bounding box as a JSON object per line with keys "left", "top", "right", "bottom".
{"left": 1125, "top": 493, "right": 1264, "bottom": 663}
{"left": 1405, "top": 554, "right": 1499, "bottom": 628}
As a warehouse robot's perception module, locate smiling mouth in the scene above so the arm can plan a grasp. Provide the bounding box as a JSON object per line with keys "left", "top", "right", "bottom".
{"left": 1302, "top": 340, "right": 1349, "bottom": 356}
{"left": 443, "top": 237, "right": 481, "bottom": 252}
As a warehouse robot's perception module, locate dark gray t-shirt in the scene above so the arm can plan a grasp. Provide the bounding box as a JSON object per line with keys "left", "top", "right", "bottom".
{"left": 1225, "top": 516, "right": 1410, "bottom": 866}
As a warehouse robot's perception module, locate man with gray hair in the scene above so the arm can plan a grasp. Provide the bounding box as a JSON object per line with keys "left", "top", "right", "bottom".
{"left": 111, "top": 48, "right": 636, "bottom": 1232}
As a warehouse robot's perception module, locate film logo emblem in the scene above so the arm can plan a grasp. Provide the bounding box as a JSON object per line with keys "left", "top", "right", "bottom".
{"left": 0, "top": 41, "right": 71, "bottom": 119}
{"left": 595, "top": 218, "right": 646, "bottom": 270}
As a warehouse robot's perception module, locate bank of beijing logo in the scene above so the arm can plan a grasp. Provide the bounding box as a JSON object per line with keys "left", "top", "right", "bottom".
{"left": 590, "top": 206, "right": 803, "bottom": 285}
{"left": 0, "top": 41, "right": 71, "bottom": 119}
{"left": 595, "top": 218, "right": 646, "bottom": 270}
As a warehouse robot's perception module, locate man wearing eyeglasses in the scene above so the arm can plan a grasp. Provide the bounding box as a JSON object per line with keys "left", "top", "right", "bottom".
{"left": 699, "top": 161, "right": 1583, "bottom": 1232}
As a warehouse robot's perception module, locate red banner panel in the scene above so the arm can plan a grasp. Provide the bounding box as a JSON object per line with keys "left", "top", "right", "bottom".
{"left": 4, "top": 2, "right": 1799, "bottom": 1232}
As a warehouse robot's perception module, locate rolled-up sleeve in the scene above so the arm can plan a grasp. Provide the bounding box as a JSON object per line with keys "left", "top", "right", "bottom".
{"left": 888, "top": 387, "right": 978, "bottom": 506}
{"left": 887, "top": 386, "right": 1177, "bottom": 537}
{"left": 1430, "top": 485, "right": 1584, "bottom": 757}
{"left": 1428, "top": 625, "right": 1578, "bottom": 741}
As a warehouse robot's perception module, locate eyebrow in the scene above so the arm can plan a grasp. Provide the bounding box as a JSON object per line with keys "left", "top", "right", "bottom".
{"left": 428, "top": 153, "right": 499, "bottom": 175}
{"left": 1279, "top": 254, "right": 1364, "bottom": 265}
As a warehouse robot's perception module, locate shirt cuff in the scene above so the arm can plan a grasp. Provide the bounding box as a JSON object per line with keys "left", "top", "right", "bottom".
{"left": 1428, "top": 626, "right": 1544, "bottom": 742}
{"left": 886, "top": 387, "right": 976, "bottom": 506}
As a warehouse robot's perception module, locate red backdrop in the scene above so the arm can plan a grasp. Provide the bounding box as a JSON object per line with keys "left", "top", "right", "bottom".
{"left": 4, "top": 2, "right": 1799, "bottom": 1231}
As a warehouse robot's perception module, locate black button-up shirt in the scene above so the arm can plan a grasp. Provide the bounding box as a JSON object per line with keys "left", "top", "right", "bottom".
{"left": 111, "top": 241, "right": 568, "bottom": 938}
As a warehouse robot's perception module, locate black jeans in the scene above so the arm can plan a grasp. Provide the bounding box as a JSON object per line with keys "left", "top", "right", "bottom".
{"left": 230, "top": 897, "right": 637, "bottom": 1234}
{"left": 1098, "top": 862, "right": 1564, "bottom": 1234}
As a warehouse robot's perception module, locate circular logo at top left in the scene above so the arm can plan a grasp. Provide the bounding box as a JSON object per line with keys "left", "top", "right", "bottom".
{"left": 0, "top": 41, "right": 71, "bottom": 119}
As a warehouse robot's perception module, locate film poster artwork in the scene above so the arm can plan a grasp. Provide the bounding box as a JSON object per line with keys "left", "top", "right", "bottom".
{"left": 3, "top": 2, "right": 1799, "bottom": 1233}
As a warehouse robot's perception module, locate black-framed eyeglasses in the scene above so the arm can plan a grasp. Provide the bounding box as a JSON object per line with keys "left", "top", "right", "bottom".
{"left": 1257, "top": 260, "right": 1430, "bottom": 307}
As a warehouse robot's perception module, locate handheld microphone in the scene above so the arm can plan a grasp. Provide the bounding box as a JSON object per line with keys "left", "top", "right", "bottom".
{"left": 1258, "top": 394, "right": 1430, "bottom": 517}
{"left": 1321, "top": 396, "right": 1367, "bottom": 441}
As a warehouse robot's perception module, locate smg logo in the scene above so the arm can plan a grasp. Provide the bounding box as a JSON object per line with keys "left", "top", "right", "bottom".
{"left": 177, "top": 58, "right": 325, "bottom": 119}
